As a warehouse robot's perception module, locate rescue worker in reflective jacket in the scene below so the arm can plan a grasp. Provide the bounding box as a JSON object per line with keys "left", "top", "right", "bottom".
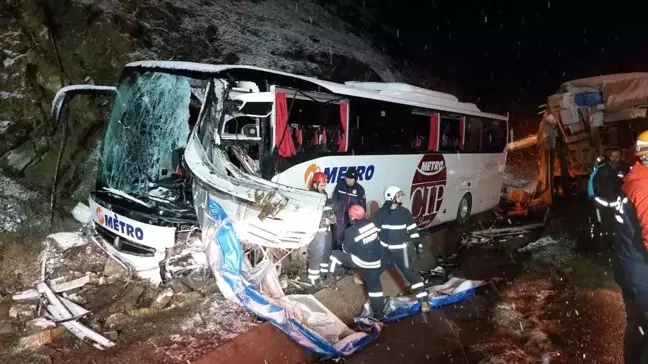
{"left": 328, "top": 205, "right": 386, "bottom": 318}
{"left": 373, "top": 186, "right": 431, "bottom": 313}
{"left": 332, "top": 168, "right": 367, "bottom": 249}
{"left": 591, "top": 148, "right": 629, "bottom": 251}
{"left": 613, "top": 132, "right": 648, "bottom": 363}
{"left": 307, "top": 172, "right": 336, "bottom": 285}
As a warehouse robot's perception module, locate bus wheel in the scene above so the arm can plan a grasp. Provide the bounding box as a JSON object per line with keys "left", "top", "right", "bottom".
{"left": 456, "top": 193, "right": 472, "bottom": 225}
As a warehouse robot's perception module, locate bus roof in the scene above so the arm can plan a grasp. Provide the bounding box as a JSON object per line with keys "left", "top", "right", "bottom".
{"left": 125, "top": 60, "right": 508, "bottom": 121}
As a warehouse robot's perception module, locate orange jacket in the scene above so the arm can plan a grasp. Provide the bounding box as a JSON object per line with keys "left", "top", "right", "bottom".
{"left": 621, "top": 162, "right": 648, "bottom": 250}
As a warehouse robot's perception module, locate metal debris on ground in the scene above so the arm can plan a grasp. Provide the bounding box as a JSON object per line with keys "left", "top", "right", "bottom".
{"left": 461, "top": 222, "right": 545, "bottom": 247}
{"left": 13, "top": 276, "right": 115, "bottom": 350}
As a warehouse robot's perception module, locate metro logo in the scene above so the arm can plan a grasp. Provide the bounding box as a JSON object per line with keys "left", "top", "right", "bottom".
{"left": 417, "top": 160, "right": 446, "bottom": 176}
{"left": 410, "top": 155, "right": 447, "bottom": 229}
{"left": 95, "top": 206, "right": 145, "bottom": 241}
{"left": 304, "top": 163, "right": 375, "bottom": 188}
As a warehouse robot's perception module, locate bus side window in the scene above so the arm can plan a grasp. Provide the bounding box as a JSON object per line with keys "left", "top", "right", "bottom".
{"left": 439, "top": 114, "right": 461, "bottom": 152}
{"left": 481, "top": 119, "right": 507, "bottom": 153}
{"left": 464, "top": 116, "right": 482, "bottom": 153}
{"left": 410, "top": 112, "right": 430, "bottom": 153}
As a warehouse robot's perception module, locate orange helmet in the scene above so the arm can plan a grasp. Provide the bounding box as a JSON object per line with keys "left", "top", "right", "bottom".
{"left": 636, "top": 131, "right": 648, "bottom": 156}
{"left": 348, "top": 205, "right": 365, "bottom": 220}
{"left": 312, "top": 172, "right": 327, "bottom": 184}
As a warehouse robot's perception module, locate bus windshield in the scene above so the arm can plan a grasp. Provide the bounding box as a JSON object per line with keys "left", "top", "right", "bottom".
{"left": 98, "top": 71, "right": 206, "bottom": 201}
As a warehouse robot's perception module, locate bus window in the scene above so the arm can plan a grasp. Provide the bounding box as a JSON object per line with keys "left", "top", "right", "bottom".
{"left": 482, "top": 119, "right": 507, "bottom": 153}
{"left": 439, "top": 114, "right": 461, "bottom": 152}
{"left": 410, "top": 112, "right": 430, "bottom": 153}
{"left": 284, "top": 96, "right": 345, "bottom": 154}
{"left": 464, "top": 116, "right": 482, "bottom": 153}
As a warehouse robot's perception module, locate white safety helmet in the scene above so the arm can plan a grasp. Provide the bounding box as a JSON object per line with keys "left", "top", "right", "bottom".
{"left": 384, "top": 185, "right": 403, "bottom": 202}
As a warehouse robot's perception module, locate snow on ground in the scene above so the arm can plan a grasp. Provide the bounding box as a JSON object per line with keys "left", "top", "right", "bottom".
{"left": 0, "top": 173, "right": 45, "bottom": 233}
{"left": 517, "top": 235, "right": 576, "bottom": 268}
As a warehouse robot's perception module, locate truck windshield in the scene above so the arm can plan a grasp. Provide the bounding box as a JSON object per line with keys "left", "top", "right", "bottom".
{"left": 98, "top": 71, "right": 204, "bottom": 201}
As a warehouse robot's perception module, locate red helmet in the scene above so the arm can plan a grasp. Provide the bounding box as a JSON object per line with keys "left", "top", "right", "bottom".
{"left": 348, "top": 205, "right": 365, "bottom": 220}
{"left": 312, "top": 172, "right": 327, "bottom": 184}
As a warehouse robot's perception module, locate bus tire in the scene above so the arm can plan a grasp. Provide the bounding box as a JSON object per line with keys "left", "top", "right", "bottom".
{"left": 456, "top": 193, "right": 472, "bottom": 225}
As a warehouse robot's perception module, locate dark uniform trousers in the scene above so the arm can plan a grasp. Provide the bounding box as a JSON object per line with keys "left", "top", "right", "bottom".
{"left": 381, "top": 246, "right": 427, "bottom": 300}
{"left": 329, "top": 250, "right": 385, "bottom": 315}
{"left": 307, "top": 229, "right": 333, "bottom": 281}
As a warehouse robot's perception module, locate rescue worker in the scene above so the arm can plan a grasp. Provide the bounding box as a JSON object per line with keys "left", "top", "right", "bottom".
{"left": 373, "top": 186, "right": 431, "bottom": 313}
{"left": 307, "top": 172, "right": 335, "bottom": 285}
{"left": 328, "top": 205, "right": 386, "bottom": 319}
{"left": 613, "top": 131, "right": 648, "bottom": 363}
{"left": 591, "top": 148, "right": 629, "bottom": 251}
{"left": 332, "top": 168, "right": 367, "bottom": 250}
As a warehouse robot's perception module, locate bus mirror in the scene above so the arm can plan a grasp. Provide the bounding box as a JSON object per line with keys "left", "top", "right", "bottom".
{"left": 233, "top": 92, "right": 273, "bottom": 118}
{"left": 51, "top": 85, "right": 118, "bottom": 125}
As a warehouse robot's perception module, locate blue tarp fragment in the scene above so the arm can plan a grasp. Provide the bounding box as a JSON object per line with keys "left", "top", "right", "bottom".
{"left": 205, "top": 195, "right": 485, "bottom": 359}
{"left": 205, "top": 197, "right": 382, "bottom": 359}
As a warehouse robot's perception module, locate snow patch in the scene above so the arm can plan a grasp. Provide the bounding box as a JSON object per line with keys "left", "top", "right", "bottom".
{"left": 0, "top": 91, "right": 25, "bottom": 99}
{"left": 0, "top": 174, "right": 43, "bottom": 233}
{"left": 0, "top": 120, "right": 12, "bottom": 135}
{"left": 2, "top": 52, "right": 25, "bottom": 68}
{"left": 518, "top": 236, "right": 576, "bottom": 268}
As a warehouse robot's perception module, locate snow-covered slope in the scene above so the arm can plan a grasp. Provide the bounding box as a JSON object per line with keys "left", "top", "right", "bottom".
{"left": 0, "top": 0, "right": 406, "bottom": 230}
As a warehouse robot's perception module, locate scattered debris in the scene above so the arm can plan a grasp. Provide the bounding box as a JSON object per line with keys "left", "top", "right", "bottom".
{"left": 13, "top": 276, "right": 115, "bottom": 350}
{"left": 9, "top": 303, "right": 36, "bottom": 319}
{"left": 46, "top": 232, "right": 87, "bottom": 250}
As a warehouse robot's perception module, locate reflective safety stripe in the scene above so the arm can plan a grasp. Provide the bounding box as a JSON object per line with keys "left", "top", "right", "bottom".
{"left": 324, "top": 206, "right": 332, "bottom": 211}
{"left": 381, "top": 224, "right": 407, "bottom": 230}
{"left": 355, "top": 226, "right": 379, "bottom": 242}
{"left": 594, "top": 197, "right": 609, "bottom": 207}
{"left": 410, "top": 233, "right": 420, "bottom": 238}
{"left": 416, "top": 292, "right": 428, "bottom": 298}
{"left": 368, "top": 291, "right": 384, "bottom": 298}
{"left": 618, "top": 173, "right": 624, "bottom": 178}
{"left": 329, "top": 256, "right": 341, "bottom": 272}
{"left": 337, "top": 190, "right": 358, "bottom": 197}
{"left": 308, "top": 269, "right": 320, "bottom": 275}
{"left": 320, "top": 263, "right": 329, "bottom": 267}
{"left": 615, "top": 214, "right": 624, "bottom": 223}
{"left": 359, "top": 223, "right": 376, "bottom": 233}
{"left": 318, "top": 227, "right": 328, "bottom": 232}
{"left": 380, "top": 242, "right": 407, "bottom": 249}
{"left": 411, "top": 282, "right": 424, "bottom": 289}
{"left": 596, "top": 209, "right": 601, "bottom": 223}
{"left": 406, "top": 223, "right": 417, "bottom": 230}
{"left": 351, "top": 255, "right": 381, "bottom": 269}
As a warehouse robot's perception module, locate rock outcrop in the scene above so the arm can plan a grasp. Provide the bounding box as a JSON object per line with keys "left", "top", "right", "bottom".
{"left": 0, "top": 0, "right": 409, "bottom": 232}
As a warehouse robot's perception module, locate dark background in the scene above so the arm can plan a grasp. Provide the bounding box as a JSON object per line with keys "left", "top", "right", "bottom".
{"left": 354, "top": 0, "right": 648, "bottom": 134}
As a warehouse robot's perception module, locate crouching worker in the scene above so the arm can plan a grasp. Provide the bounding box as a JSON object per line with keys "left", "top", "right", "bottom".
{"left": 329, "top": 205, "right": 386, "bottom": 319}
{"left": 307, "top": 172, "right": 336, "bottom": 285}
{"left": 374, "top": 186, "right": 430, "bottom": 313}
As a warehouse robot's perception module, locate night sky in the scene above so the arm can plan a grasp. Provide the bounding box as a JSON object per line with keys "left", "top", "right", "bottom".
{"left": 363, "top": 0, "right": 648, "bottom": 133}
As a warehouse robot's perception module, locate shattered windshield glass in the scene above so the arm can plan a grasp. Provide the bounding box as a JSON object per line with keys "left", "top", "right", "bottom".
{"left": 99, "top": 71, "right": 195, "bottom": 198}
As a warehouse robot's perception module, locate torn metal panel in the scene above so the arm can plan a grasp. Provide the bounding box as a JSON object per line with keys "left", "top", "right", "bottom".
{"left": 186, "top": 133, "right": 326, "bottom": 249}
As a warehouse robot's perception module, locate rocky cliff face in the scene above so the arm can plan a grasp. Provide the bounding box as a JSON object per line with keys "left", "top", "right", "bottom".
{"left": 0, "top": 0, "right": 411, "bottom": 231}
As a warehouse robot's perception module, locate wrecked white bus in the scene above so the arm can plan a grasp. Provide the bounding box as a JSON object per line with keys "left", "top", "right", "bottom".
{"left": 51, "top": 61, "right": 508, "bottom": 280}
